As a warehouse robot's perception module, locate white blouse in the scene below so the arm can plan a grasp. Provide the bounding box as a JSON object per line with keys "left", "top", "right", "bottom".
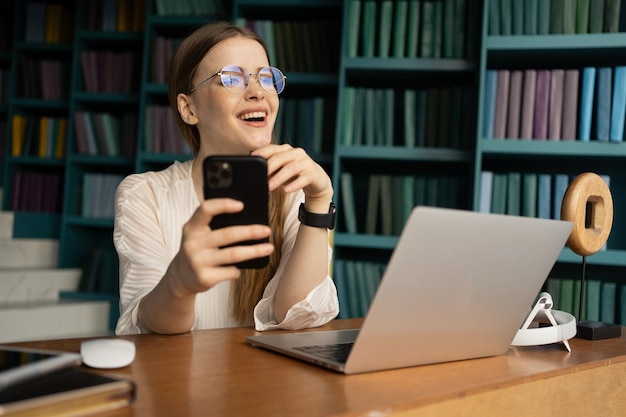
{"left": 113, "top": 159, "right": 339, "bottom": 335}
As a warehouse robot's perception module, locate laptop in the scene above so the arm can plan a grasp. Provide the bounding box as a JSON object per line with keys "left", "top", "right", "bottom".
{"left": 247, "top": 206, "right": 573, "bottom": 374}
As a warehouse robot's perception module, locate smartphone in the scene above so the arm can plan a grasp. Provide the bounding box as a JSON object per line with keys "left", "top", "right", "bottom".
{"left": 202, "top": 155, "right": 270, "bottom": 269}
{"left": 0, "top": 347, "right": 82, "bottom": 392}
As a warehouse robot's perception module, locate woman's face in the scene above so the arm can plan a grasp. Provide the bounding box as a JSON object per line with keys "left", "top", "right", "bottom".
{"left": 186, "top": 36, "right": 279, "bottom": 155}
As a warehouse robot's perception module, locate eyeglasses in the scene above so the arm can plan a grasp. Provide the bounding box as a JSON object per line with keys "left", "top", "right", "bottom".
{"left": 188, "top": 65, "right": 286, "bottom": 95}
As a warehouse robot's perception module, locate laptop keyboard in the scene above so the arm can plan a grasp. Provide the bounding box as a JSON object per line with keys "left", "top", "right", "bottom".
{"left": 294, "top": 342, "right": 354, "bottom": 363}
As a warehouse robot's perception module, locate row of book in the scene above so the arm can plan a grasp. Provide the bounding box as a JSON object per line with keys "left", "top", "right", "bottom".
{"left": 144, "top": 105, "right": 191, "bottom": 154}
{"left": 489, "top": 0, "right": 623, "bottom": 36}
{"left": 334, "top": 259, "right": 386, "bottom": 319}
{"left": 81, "top": 173, "right": 124, "bottom": 219}
{"left": 9, "top": 171, "right": 62, "bottom": 213}
{"left": 483, "top": 66, "right": 626, "bottom": 142}
{"left": 149, "top": 36, "right": 180, "bottom": 84}
{"left": 236, "top": 19, "right": 341, "bottom": 74}
{"left": 24, "top": 2, "right": 74, "bottom": 43}
{"left": 81, "top": 0, "right": 146, "bottom": 32}
{"left": 479, "top": 171, "right": 610, "bottom": 222}
{"left": 154, "top": 0, "right": 226, "bottom": 16}
{"left": 346, "top": 0, "right": 478, "bottom": 59}
{"left": 546, "top": 276, "right": 626, "bottom": 325}
{"left": 341, "top": 172, "right": 466, "bottom": 235}
{"left": 78, "top": 247, "right": 119, "bottom": 295}
{"left": 275, "top": 96, "right": 336, "bottom": 155}
{"left": 17, "top": 57, "right": 70, "bottom": 100}
{"left": 80, "top": 51, "right": 138, "bottom": 94}
{"left": 11, "top": 115, "right": 67, "bottom": 158}
{"left": 74, "top": 111, "right": 137, "bottom": 157}
{"left": 341, "top": 85, "right": 475, "bottom": 149}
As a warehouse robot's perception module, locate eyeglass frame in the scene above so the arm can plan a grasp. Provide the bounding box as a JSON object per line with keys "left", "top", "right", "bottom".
{"left": 187, "top": 65, "right": 286, "bottom": 95}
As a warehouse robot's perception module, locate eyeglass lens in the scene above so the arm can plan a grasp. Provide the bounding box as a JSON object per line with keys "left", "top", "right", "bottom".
{"left": 220, "top": 65, "right": 285, "bottom": 94}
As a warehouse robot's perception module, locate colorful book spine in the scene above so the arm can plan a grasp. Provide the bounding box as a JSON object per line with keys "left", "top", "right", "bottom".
{"left": 579, "top": 67, "right": 597, "bottom": 142}
{"left": 532, "top": 70, "right": 551, "bottom": 140}
{"left": 595, "top": 67, "right": 612, "bottom": 142}
{"left": 609, "top": 66, "right": 626, "bottom": 142}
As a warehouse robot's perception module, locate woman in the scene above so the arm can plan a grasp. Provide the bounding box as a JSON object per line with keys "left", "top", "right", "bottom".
{"left": 114, "top": 21, "right": 339, "bottom": 335}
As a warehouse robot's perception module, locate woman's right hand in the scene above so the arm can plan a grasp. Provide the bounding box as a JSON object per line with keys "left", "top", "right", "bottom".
{"left": 165, "top": 198, "right": 274, "bottom": 298}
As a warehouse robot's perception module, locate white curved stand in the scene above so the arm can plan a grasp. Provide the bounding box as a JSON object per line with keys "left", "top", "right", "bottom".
{"left": 511, "top": 292, "right": 577, "bottom": 352}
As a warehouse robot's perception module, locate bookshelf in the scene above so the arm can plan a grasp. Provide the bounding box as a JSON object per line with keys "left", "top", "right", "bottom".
{"left": 0, "top": 0, "right": 13, "bottom": 187}
{"left": 1, "top": 0, "right": 74, "bottom": 239}
{"left": 474, "top": 0, "right": 626, "bottom": 323}
{"left": 0, "top": 0, "right": 344, "bottom": 329}
{"left": 331, "top": 0, "right": 483, "bottom": 318}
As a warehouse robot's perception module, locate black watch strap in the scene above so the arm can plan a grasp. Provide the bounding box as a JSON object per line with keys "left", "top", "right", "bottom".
{"left": 298, "top": 202, "right": 336, "bottom": 230}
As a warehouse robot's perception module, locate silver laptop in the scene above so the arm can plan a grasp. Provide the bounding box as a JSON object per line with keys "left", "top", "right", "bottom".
{"left": 247, "top": 206, "right": 573, "bottom": 374}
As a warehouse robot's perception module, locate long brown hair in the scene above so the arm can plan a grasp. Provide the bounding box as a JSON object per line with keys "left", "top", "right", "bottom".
{"left": 169, "top": 21, "right": 286, "bottom": 324}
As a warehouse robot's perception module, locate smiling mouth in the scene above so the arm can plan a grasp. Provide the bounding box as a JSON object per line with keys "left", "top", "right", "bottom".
{"left": 239, "top": 111, "right": 267, "bottom": 122}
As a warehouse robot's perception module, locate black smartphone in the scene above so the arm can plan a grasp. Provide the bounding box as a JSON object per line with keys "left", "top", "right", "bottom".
{"left": 202, "top": 155, "right": 270, "bottom": 269}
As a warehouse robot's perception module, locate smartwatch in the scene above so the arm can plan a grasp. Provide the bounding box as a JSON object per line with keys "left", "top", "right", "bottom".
{"left": 298, "top": 202, "right": 336, "bottom": 230}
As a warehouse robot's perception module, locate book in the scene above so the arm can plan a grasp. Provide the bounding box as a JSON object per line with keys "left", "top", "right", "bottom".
{"left": 506, "top": 172, "right": 521, "bottom": 215}
{"left": 340, "top": 172, "right": 357, "bottom": 233}
{"left": 490, "top": 173, "right": 507, "bottom": 214}
{"left": 579, "top": 67, "right": 597, "bottom": 141}
{"left": 493, "top": 70, "right": 510, "bottom": 139}
{"left": 563, "top": 0, "right": 577, "bottom": 33}
{"left": 524, "top": 0, "right": 538, "bottom": 34}
{"left": 406, "top": 0, "right": 421, "bottom": 58}
{"left": 365, "top": 175, "right": 381, "bottom": 234}
{"left": 538, "top": 0, "right": 551, "bottom": 34}
{"left": 488, "top": 0, "right": 500, "bottom": 34}
{"left": 346, "top": 0, "right": 362, "bottom": 57}
{"left": 561, "top": 69, "right": 580, "bottom": 140}
{"left": 443, "top": 0, "right": 455, "bottom": 57}
{"left": 537, "top": 173, "right": 552, "bottom": 219}
{"left": 595, "top": 67, "right": 612, "bottom": 142}
{"left": 609, "top": 66, "right": 626, "bottom": 142}
{"left": 392, "top": 0, "right": 408, "bottom": 57}
{"left": 522, "top": 173, "right": 538, "bottom": 218}
{"left": 506, "top": 70, "right": 523, "bottom": 139}
{"left": 482, "top": 70, "right": 498, "bottom": 139}
{"left": 0, "top": 368, "right": 135, "bottom": 416}
{"left": 520, "top": 69, "right": 537, "bottom": 140}
{"left": 532, "top": 70, "right": 551, "bottom": 140}
{"left": 553, "top": 174, "right": 570, "bottom": 220}
{"left": 603, "top": 0, "right": 621, "bottom": 32}
{"left": 511, "top": 0, "right": 524, "bottom": 34}
{"left": 479, "top": 171, "right": 493, "bottom": 213}
{"left": 576, "top": 0, "right": 590, "bottom": 32}
{"left": 361, "top": 0, "right": 377, "bottom": 58}
{"left": 378, "top": 0, "right": 393, "bottom": 57}
{"left": 500, "top": 0, "right": 512, "bottom": 35}
{"left": 586, "top": 279, "right": 602, "bottom": 321}
{"left": 588, "top": 0, "right": 605, "bottom": 32}
{"left": 559, "top": 278, "right": 576, "bottom": 314}
{"left": 453, "top": 0, "right": 468, "bottom": 58}
{"left": 600, "top": 281, "right": 617, "bottom": 323}
{"left": 548, "top": 69, "right": 565, "bottom": 140}
{"left": 420, "top": 0, "right": 435, "bottom": 58}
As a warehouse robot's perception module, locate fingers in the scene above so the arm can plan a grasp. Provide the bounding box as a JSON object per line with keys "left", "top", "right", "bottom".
{"left": 185, "top": 198, "right": 243, "bottom": 232}
{"left": 252, "top": 145, "right": 331, "bottom": 197}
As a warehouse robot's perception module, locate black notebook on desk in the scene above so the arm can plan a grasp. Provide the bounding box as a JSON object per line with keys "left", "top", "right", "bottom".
{"left": 0, "top": 367, "right": 135, "bottom": 416}
{"left": 247, "top": 206, "right": 573, "bottom": 374}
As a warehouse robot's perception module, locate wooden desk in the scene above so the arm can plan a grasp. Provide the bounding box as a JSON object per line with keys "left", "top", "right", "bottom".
{"left": 7, "top": 319, "right": 626, "bottom": 417}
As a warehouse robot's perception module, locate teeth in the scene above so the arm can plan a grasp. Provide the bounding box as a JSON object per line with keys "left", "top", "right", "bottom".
{"left": 240, "top": 112, "right": 266, "bottom": 120}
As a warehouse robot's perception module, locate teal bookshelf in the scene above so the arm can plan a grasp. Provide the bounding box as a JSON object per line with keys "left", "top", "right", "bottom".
{"left": 331, "top": 0, "right": 483, "bottom": 318}
{"left": 474, "top": 0, "right": 626, "bottom": 322}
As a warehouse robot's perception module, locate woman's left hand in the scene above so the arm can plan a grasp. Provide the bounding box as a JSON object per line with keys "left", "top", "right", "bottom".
{"left": 251, "top": 144, "right": 333, "bottom": 210}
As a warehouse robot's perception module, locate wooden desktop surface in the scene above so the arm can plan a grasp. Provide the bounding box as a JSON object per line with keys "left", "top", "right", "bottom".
{"left": 7, "top": 319, "right": 626, "bottom": 417}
